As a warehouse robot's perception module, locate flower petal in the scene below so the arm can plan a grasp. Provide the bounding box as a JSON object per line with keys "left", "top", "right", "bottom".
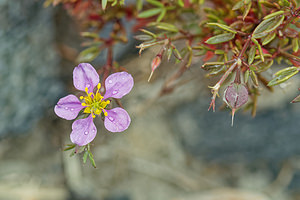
{"left": 73, "top": 63, "right": 99, "bottom": 93}
{"left": 70, "top": 115, "right": 97, "bottom": 146}
{"left": 54, "top": 94, "right": 84, "bottom": 120}
{"left": 104, "top": 107, "right": 131, "bottom": 132}
{"left": 103, "top": 72, "right": 134, "bottom": 99}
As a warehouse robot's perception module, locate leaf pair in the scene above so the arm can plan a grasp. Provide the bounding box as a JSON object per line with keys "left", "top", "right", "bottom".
{"left": 206, "top": 23, "right": 236, "bottom": 44}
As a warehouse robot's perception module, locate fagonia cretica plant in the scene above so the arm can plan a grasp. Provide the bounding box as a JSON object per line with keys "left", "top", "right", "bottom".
{"left": 47, "top": 0, "right": 300, "bottom": 166}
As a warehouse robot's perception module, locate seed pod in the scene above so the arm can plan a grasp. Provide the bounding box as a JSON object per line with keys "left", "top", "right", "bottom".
{"left": 148, "top": 55, "right": 162, "bottom": 82}
{"left": 223, "top": 83, "right": 248, "bottom": 126}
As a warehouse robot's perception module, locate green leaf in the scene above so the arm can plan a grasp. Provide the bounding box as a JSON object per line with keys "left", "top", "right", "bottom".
{"left": 250, "top": 70, "right": 258, "bottom": 87}
{"left": 206, "top": 13, "right": 223, "bottom": 22}
{"left": 194, "top": 49, "right": 207, "bottom": 56}
{"left": 206, "top": 33, "right": 235, "bottom": 44}
{"left": 147, "top": 0, "right": 164, "bottom": 7}
{"left": 134, "top": 34, "right": 154, "bottom": 41}
{"left": 81, "top": 32, "right": 99, "bottom": 39}
{"left": 178, "top": 0, "right": 184, "bottom": 7}
{"left": 248, "top": 45, "right": 256, "bottom": 65}
{"left": 255, "top": 60, "right": 274, "bottom": 73}
{"left": 206, "top": 65, "right": 226, "bottom": 76}
{"left": 253, "top": 15, "right": 285, "bottom": 38}
{"left": 102, "top": 0, "right": 107, "bottom": 10}
{"left": 152, "top": 22, "right": 179, "bottom": 32}
{"left": 251, "top": 38, "right": 264, "bottom": 62}
{"left": 77, "top": 46, "right": 101, "bottom": 62}
{"left": 138, "top": 8, "right": 162, "bottom": 18}
{"left": 244, "top": 70, "right": 250, "bottom": 83}
{"left": 243, "top": 2, "right": 252, "bottom": 20}
{"left": 157, "top": 8, "right": 166, "bottom": 22}
{"left": 263, "top": 15, "right": 285, "bottom": 32}
{"left": 279, "top": 0, "right": 290, "bottom": 7}
{"left": 111, "top": 0, "right": 117, "bottom": 6}
{"left": 292, "top": 38, "right": 299, "bottom": 52}
{"left": 137, "top": 0, "right": 143, "bottom": 11}
{"left": 263, "top": 10, "right": 285, "bottom": 20}
{"left": 63, "top": 144, "right": 76, "bottom": 151}
{"left": 268, "top": 67, "right": 299, "bottom": 86}
{"left": 201, "top": 62, "right": 224, "bottom": 70}
{"left": 139, "top": 29, "right": 157, "bottom": 38}
{"left": 207, "top": 23, "right": 237, "bottom": 34}
{"left": 215, "top": 49, "right": 225, "bottom": 54}
{"left": 173, "top": 47, "right": 182, "bottom": 60}
{"left": 232, "top": 0, "right": 244, "bottom": 10}
{"left": 262, "top": 32, "right": 276, "bottom": 45}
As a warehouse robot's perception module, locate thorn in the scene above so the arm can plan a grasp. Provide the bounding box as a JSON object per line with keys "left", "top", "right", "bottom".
{"left": 148, "top": 71, "right": 154, "bottom": 82}
{"left": 231, "top": 108, "right": 236, "bottom": 127}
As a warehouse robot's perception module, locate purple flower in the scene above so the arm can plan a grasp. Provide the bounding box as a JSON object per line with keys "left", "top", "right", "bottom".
{"left": 54, "top": 63, "right": 134, "bottom": 146}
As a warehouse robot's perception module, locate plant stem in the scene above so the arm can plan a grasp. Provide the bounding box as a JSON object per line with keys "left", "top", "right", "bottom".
{"left": 208, "top": 35, "right": 252, "bottom": 111}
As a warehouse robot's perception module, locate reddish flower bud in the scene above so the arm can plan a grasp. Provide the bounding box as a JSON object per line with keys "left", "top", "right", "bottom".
{"left": 148, "top": 55, "right": 162, "bottom": 82}
{"left": 223, "top": 83, "right": 248, "bottom": 126}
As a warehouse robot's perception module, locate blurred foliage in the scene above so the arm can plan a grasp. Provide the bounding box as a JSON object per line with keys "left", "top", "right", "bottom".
{"left": 46, "top": 0, "right": 300, "bottom": 115}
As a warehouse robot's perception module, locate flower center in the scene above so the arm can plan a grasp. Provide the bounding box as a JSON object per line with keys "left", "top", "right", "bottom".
{"left": 80, "top": 83, "right": 110, "bottom": 118}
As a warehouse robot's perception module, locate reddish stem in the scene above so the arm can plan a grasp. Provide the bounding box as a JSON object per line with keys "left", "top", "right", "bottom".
{"left": 208, "top": 35, "right": 252, "bottom": 111}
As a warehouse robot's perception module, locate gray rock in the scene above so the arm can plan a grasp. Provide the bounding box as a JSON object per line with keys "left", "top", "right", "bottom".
{"left": 171, "top": 95, "right": 300, "bottom": 165}
{"left": 0, "top": 1, "right": 63, "bottom": 136}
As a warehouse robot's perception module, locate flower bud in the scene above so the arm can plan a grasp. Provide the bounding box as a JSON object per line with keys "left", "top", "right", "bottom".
{"left": 223, "top": 83, "right": 248, "bottom": 126}
{"left": 148, "top": 55, "right": 162, "bottom": 82}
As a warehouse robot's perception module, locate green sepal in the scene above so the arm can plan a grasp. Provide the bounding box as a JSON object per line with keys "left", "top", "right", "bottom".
{"left": 63, "top": 144, "right": 76, "bottom": 151}
{"left": 88, "top": 151, "right": 97, "bottom": 168}
{"left": 83, "top": 151, "right": 89, "bottom": 164}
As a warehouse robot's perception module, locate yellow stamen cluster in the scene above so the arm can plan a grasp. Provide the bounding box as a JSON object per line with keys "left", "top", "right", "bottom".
{"left": 80, "top": 83, "right": 110, "bottom": 118}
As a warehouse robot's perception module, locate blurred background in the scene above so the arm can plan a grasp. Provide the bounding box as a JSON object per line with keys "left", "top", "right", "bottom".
{"left": 0, "top": 1, "right": 300, "bottom": 200}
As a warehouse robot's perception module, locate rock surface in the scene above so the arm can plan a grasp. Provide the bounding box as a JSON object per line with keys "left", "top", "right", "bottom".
{"left": 0, "top": 1, "right": 299, "bottom": 200}
{"left": 0, "top": 0, "right": 63, "bottom": 136}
